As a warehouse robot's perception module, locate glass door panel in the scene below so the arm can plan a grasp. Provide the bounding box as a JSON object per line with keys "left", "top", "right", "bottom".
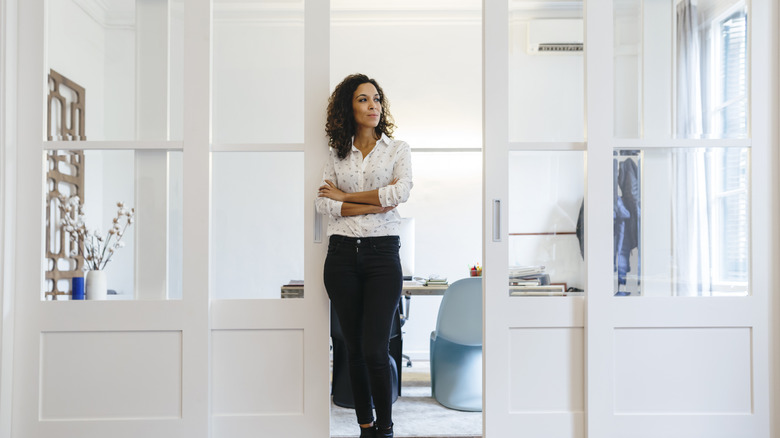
{"left": 44, "top": 150, "right": 183, "bottom": 300}
{"left": 614, "top": 0, "right": 642, "bottom": 138}
{"left": 508, "top": 0, "right": 584, "bottom": 142}
{"left": 612, "top": 147, "right": 749, "bottom": 296}
{"left": 46, "top": 0, "right": 184, "bottom": 141}
{"left": 508, "top": 151, "right": 585, "bottom": 296}
{"left": 614, "top": 0, "right": 749, "bottom": 140}
{"left": 211, "top": 152, "right": 304, "bottom": 299}
{"left": 212, "top": 0, "right": 304, "bottom": 144}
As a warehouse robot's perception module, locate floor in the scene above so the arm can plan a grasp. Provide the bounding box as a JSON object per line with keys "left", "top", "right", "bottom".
{"left": 330, "top": 361, "right": 482, "bottom": 438}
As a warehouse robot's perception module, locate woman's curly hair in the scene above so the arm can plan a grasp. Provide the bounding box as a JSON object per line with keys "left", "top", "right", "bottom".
{"left": 326, "top": 74, "right": 395, "bottom": 159}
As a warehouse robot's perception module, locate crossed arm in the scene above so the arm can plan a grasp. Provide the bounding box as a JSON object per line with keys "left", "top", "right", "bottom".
{"left": 318, "top": 179, "right": 398, "bottom": 217}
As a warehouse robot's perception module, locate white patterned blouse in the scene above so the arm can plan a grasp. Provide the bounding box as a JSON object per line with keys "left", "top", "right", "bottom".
{"left": 315, "top": 133, "right": 413, "bottom": 238}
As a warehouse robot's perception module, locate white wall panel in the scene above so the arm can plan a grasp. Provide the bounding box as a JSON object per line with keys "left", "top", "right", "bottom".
{"left": 40, "top": 330, "right": 182, "bottom": 420}
{"left": 508, "top": 327, "right": 584, "bottom": 412}
{"left": 211, "top": 329, "right": 304, "bottom": 415}
{"left": 614, "top": 327, "right": 752, "bottom": 413}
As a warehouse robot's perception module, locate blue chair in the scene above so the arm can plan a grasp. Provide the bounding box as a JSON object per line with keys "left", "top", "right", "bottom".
{"left": 430, "top": 277, "right": 483, "bottom": 412}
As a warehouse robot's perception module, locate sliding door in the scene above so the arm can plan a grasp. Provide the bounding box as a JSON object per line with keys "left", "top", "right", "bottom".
{"left": 484, "top": 0, "right": 586, "bottom": 436}
{"left": 13, "top": 1, "right": 209, "bottom": 436}
{"left": 208, "top": 0, "right": 329, "bottom": 436}
{"left": 12, "top": 0, "right": 330, "bottom": 437}
{"left": 484, "top": 0, "right": 773, "bottom": 437}
{"left": 587, "top": 0, "right": 772, "bottom": 436}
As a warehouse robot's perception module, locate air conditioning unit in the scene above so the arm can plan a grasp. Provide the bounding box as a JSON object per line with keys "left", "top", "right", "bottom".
{"left": 527, "top": 19, "right": 584, "bottom": 54}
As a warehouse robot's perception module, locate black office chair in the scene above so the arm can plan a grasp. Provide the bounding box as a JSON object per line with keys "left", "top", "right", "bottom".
{"left": 331, "top": 304, "right": 403, "bottom": 408}
{"left": 399, "top": 295, "right": 412, "bottom": 367}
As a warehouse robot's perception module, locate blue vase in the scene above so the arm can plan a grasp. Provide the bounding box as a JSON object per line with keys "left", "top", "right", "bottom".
{"left": 72, "top": 277, "right": 85, "bottom": 300}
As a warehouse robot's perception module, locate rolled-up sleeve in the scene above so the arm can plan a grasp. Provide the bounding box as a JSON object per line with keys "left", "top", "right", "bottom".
{"left": 314, "top": 152, "right": 344, "bottom": 218}
{"left": 378, "top": 142, "right": 413, "bottom": 207}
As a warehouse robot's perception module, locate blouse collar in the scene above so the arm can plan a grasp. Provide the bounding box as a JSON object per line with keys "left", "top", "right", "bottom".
{"left": 350, "top": 133, "right": 390, "bottom": 152}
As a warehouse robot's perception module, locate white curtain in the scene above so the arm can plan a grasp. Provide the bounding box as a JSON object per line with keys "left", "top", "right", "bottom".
{"left": 672, "top": 0, "right": 711, "bottom": 296}
{"left": 676, "top": 0, "right": 702, "bottom": 138}
{"left": 672, "top": 150, "right": 712, "bottom": 296}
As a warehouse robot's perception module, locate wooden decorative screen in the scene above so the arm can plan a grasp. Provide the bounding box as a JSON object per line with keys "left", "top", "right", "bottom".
{"left": 45, "top": 69, "right": 86, "bottom": 299}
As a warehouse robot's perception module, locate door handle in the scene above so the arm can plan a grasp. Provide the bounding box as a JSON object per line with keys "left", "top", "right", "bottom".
{"left": 314, "top": 205, "right": 323, "bottom": 243}
{"left": 493, "top": 199, "right": 501, "bottom": 242}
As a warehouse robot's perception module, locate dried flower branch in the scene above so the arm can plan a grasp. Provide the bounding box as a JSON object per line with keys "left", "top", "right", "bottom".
{"left": 58, "top": 195, "right": 135, "bottom": 271}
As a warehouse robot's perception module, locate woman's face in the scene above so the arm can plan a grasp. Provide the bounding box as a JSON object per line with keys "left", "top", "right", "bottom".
{"left": 352, "top": 82, "right": 381, "bottom": 131}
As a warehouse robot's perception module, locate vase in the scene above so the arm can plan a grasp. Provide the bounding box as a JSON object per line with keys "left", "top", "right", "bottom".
{"left": 86, "top": 270, "right": 107, "bottom": 300}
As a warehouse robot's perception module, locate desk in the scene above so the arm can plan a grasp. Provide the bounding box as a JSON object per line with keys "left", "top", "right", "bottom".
{"left": 281, "top": 283, "right": 450, "bottom": 302}
{"left": 401, "top": 283, "right": 449, "bottom": 320}
{"left": 402, "top": 283, "right": 449, "bottom": 297}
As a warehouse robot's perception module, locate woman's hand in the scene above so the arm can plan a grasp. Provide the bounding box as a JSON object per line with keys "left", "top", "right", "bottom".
{"left": 374, "top": 205, "right": 396, "bottom": 214}
{"left": 318, "top": 180, "right": 347, "bottom": 202}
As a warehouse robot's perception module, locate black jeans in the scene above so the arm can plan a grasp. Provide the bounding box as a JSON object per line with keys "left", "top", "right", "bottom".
{"left": 324, "top": 235, "right": 403, "bottom": 428}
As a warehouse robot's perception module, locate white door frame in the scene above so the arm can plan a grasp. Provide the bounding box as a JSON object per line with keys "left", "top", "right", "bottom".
{"left": 0, "top": 0, "right": 19, "bottom": 436}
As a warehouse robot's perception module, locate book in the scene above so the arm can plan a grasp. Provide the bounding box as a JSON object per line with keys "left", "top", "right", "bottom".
{"left": 283, "top": 280, "right": 304, "bottom": 288}
{"left": 509, "top": 284, "right": 566, "bottom": 296}
{"left": 508, "top": 265, "right": 545, "bottom": 278}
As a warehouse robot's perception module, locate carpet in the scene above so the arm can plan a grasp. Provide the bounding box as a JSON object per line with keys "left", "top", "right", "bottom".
{"left": 330, "top": 361, "right": 482, "bottom": 438}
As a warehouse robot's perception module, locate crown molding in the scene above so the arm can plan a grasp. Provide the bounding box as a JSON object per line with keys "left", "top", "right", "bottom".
{"left": 213, "top": 1, "right": 481, "bottom": 26}
{"left": 68, "top": 0, "right": 584, "bottom": 28}
{"left": 71, "top": 0, "right": 135, "bottom": 29}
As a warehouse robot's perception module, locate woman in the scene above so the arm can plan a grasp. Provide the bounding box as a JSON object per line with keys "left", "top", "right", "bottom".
{"left": 315, "top": 74, "right": 412, "bottom": 438}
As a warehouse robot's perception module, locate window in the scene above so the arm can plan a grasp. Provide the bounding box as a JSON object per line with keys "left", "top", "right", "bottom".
{"left": 709, "top": 6, "right": 748, "bottom": 292}
{"left": 709, "top": 6, "right": 747, "bottom": 138}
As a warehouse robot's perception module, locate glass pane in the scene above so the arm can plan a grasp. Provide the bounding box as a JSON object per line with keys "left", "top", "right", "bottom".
{"left": 676, "top": 0, "right": 748, "bottom": 139}
{"left": 44, "top": 150, "right": 183, "bottom": 300}
{"left": 613, "top": 147, "right": 749, "bottom": 297}
{"left": 46, "top": 0, "right": 183, "bottom": 141}
{"left": 508, "top": 0, "right": 584, "bottom": 142}
{"left": 212, "top": 0, "right": 304, "bottom": 144}
{"left": 614, "top": 0, "right": 642, "bottom": 138}
{"left": 508, "top": 151, "right": 585, "bottom": 296}
{"left": 211, "top": 152, "right": 304, "bottom": 299}
{"left": 632, "top": 0, "right": 749, "bottom": 139}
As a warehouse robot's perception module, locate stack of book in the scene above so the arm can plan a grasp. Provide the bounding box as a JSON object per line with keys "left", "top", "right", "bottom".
{"left": 423, "top": 276, "right": 448, "bottom": 287}
{"left": 281, "top": 280, "right": 304, "bottom": 299}
{"left": 508, "top": 266, "right": 565, "bottom": 296}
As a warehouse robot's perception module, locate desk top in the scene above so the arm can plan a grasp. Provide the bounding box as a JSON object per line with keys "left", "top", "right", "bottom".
{"left": 402, "top": 283, "right": 449, "bottom": 296}
{"left": 281, "top": 282, "right": 450, "bottom": 299}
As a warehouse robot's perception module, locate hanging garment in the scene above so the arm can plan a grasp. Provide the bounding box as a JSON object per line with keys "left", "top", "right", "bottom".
{"left": 614, "top": 158, "right": 639, "bottom": 285}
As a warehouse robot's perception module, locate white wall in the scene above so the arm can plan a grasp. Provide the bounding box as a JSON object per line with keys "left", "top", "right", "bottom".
{"left": 330, "top": 20, "right": 482, "bottom": 150}
{"left": 82, "top": 150, "right": 135, "bottom": 298}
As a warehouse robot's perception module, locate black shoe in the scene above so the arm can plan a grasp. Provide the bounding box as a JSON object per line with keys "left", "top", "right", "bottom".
{"left": 375, "top": 423, "right": 393, "bottom": 438}
{"left": 359, "top": 425, "right": 377, "bottom": 438}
